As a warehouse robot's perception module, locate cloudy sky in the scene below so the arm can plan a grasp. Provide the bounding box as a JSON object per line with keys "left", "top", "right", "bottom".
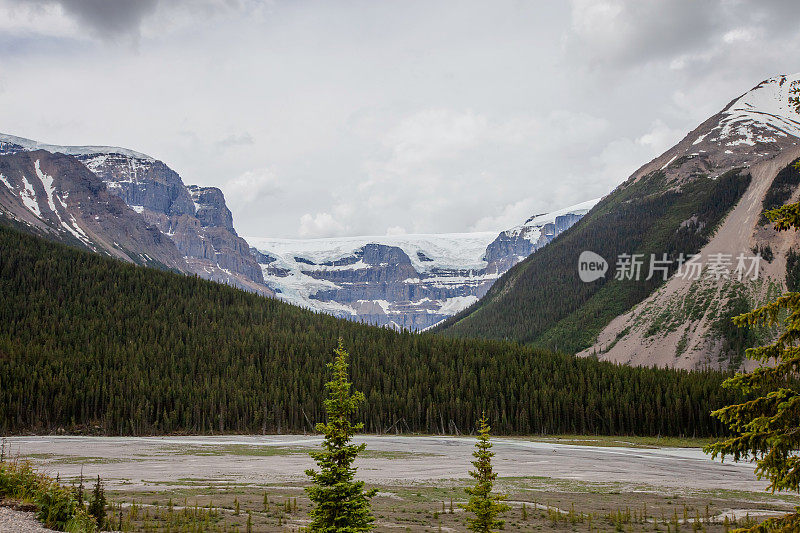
{"left": 1, "top": 0, "right": 799, "bottom": 238}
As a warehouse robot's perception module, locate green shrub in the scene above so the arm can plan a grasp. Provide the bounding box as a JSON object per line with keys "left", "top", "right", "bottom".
{"left": 0, "top": 451, "right": 97, "bottom": 532}
{"left": 0, "top": 459, "right": 42, "bottom": 500}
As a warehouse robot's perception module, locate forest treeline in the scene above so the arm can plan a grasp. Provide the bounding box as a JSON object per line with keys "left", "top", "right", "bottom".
{"left": 0, "top": 224, "right": 739, "bottom": 436}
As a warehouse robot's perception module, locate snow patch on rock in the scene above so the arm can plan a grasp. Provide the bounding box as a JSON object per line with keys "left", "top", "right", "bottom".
{"left": 19, "top": 175, "right": 40, "bottom": 217}
{"left": 713, "top": 74, "right": 800, "bottom": 146}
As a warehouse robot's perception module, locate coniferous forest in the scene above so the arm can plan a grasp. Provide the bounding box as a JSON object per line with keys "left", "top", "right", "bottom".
{"left": 0, "top": 224, "right": 739, "bottom": 437}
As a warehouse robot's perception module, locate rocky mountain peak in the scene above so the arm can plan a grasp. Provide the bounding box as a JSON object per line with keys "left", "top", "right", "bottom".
{"left": 627, "top": 73, "right": 800, "bottom": 192}
{"left": 0, "top": 150, "right": 188, "bottom": 269}
{"left": 680, "top": 73, "right": 800, "bottom": 161}
{"left": 0, "top": 133, "right": 270, "bottom": 296}
{"left": 718, "top": 73, "right": 800, "bottom": 143}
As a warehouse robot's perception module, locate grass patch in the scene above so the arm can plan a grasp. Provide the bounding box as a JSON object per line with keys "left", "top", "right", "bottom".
{"left": 24, "top": 453, "right": 125, "bottom": 465}
{"left": 357, "top": 449, "right": 440, "bottom": 460}
{"left": 103, "top": 475, "right": 797, "bottom": 532}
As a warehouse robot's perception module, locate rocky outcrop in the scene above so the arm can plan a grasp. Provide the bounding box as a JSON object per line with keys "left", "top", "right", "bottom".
{"left": 484, "top": 206, "right": 593, "bottom": 274}
{"left": 188, "top": 185, "right": 235, "bottom": 231}
{"left": 76, "top": 152, "right": 266, "bottom": 289}
{"left": 79, "top": 153, "right": 196, "bottom": 217}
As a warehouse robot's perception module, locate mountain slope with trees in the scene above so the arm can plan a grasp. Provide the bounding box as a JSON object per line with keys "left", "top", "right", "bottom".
{"left": 435, "top": 165, "right": 751, "bottom": 353}
{"left": 436, "top": 74, "right": 800, "bottom": 368}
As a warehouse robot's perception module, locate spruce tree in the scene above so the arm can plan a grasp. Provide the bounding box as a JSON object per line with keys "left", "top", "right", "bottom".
{"left": 73, "top": 471, "right": 84, "bottom": 506}
{"left": 88, "top": 475, "right": 107, "bottom": 529}
{"left": 462, "top": 416, "right": 510, "bottom": 532}
{"left": 705, "top": 194, "right": 800, "bottom": 532}
{"left": 305, "top": 340, "right": 376, "bottom": 532}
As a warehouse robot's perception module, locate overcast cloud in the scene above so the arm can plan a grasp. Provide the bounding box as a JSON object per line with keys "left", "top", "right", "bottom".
{"left": 1, "top": 0, "right": 799, "bottom": 237}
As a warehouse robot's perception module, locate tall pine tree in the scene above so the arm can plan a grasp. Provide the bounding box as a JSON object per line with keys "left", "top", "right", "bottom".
{"left": 305, "top": 340, "right": 376, "bottom": 532}
{"left": 705, "top": 190, "right": 800, "bottom": 532}
{"left": 462, "top": 416, "right": 510, "bottom": 533}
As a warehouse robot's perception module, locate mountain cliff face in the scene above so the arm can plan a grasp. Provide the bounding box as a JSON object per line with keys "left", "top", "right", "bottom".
{"left": 0, "top": 150, "right": 188, "bottom": 269}
{"left": 247, "top": 199, "right": 596, "bottom": 330}
{"left": 188, "top": 185, "right": 234, "bottom": 230}
{"left": 0, "top": 133, "right": 270, "bottom": 295}
{"left": 437, "top": 73, "right": 800, "bottom": 369}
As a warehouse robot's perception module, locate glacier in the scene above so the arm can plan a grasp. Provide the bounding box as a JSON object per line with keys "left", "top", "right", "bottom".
{"left": 246, "top": 198, "right": 599, "bottom": 330}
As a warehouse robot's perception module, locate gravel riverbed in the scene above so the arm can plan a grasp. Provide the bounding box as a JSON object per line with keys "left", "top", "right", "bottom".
{"left": 3, "top": 435, "right": 766, "bottom": 492}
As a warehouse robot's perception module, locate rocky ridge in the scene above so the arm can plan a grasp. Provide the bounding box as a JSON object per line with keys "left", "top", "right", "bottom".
{"left": 0, "top": 134, "right": 269, "bottom": 295}
{"left": 0, "top": 149, "right": 188, "bottom": 270}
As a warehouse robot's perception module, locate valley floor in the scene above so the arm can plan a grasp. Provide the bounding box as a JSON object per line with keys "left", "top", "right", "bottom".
{"left": 3, "top": 435, "right": 796, "bottom": 532}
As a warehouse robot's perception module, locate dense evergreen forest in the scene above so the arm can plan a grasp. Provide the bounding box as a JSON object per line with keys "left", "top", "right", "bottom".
{"left": 762, "top": 157, "right": 800, "bottom": 219}
{"left": 435, "top": 167, "right": 752, "bottom": 353}
{"left": 0, "top": 224, "right": 739, "bottom": 437}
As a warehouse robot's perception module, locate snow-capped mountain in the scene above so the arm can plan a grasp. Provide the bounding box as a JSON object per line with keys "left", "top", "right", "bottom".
{"left": 646, "top": 74, "right": 800, "bottom": 181}
{"left": 713, "top": 74, "right": 800, "bottom": 146}
{"left": 438, "top": 73, "right": 800, "bottom": 370}
{"left": 0, "top": 131, "right": 596, "bottom": 326}
{"left": 484, "top": 199, "right": 598, "bottom": 274}
{"left": 584, "top": 73, "right": 800, "bottom": 369}
{"left": 0, "top": 133, "right": 270, "bottom": 296}
{"left": 0, "top": 130, "right": 596, "bottom": 328}
{"left": 247, "top": 199, "right": 598, "bottom": 330}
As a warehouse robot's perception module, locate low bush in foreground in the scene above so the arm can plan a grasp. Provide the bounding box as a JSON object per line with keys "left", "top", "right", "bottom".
{"left": 0, "top": 443, "right": 98, "bottom": 532}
